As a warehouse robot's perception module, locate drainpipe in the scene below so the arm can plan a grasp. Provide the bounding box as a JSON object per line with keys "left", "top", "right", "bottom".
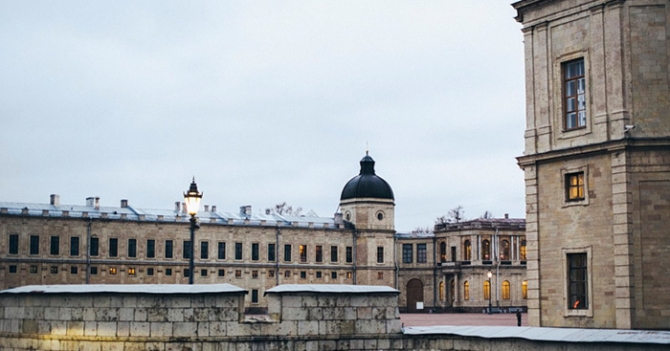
{"left": 433, "top": 235, "right": 437, "bottom": 310}
{"left": 352, "top": 226, "right": 357, "bottom": 284}
{"left": 275, "top": 226, "right": 281, "bottom": 286}
{"left": 394, "top": 234, "right": 399, "bottom": 290}
{"left": 494, "top": 226, "right": 500, "bottom": 307}
{"left": 85, "top": 218, "right": 92, "bottom": 284}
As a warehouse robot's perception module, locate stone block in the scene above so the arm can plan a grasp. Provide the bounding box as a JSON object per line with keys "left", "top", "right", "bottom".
{"left": 150, "top": 322, "right": 172, "bottom": 336}
{"left": 109, "top": 296, "right": 124, "bottom": 308}
{"left": 172, "top": 322, "right": 197, "bottom": 337}
{"left": 117, "top": 321, "right": 130, "bottom": 337}
{"left": 340, "top": 320, "right": 355, "bottom": 335}
{"left": 92, "top": 296, "right": 111, "bottom": 308}
{"left": 71, "top": 307, "right": 84, "bottom": 321}
{"left": 356, "top": 306, "right": 372, "bottom": 320}
{"left": 101, "top": 342, "right": 125, "bottom": 351}
{"left": 209, "top": 321, "right": 226, "bottom": 336}
{"left": 167, "top": 308, "right": 184, "bottom": 322}
{"left": 282, "top": 307, "right": 307, "bottom": 321}
{"left": 97, "top": 321, "right": 117, "bottom": 337}
{"left": 66, "top": 321, "right": 84, "bottom": 336}
{"left": 355, "top": 320, "right": 385, "bottom": 335}
{"left": 96, "top": 307, "right": 118, "bottom": 322}
{"left": 297, "top": 320, "right": 318, "bottom": 335}
{"left": 118, "top": 307, "right": 134, "bottom": 321}
{"left": 193, "top": 308, "right": 209, "bottom": 322}
{"left": 129, "top": 322, "right": 150, "bottom": 337}
{"left": 83, "top": 321, "right": 97, "bottom": 336}
{"left": 197, "top": 321, "right": 210, "bottom": 336}
{"left": 45, "top": 307, "right": 60, "bottom": 320}
{"left": 122, "top": 295, "right": 138, "bottom": 308}
{"left": 38, "top": 320, "right": 52, "bottom": 334}
{"left": 307, "top": 307, "right": 323, "bottom": 320}
{"left": 147, "top": 308, "right": 168, "bottom": 322}
{"left": 83, "top": 307, "right": 97, "bottom": 321}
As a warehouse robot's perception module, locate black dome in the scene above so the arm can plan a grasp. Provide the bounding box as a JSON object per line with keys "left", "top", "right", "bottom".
{"left": 340, "top": 153, "right": 394, "bottom": 201}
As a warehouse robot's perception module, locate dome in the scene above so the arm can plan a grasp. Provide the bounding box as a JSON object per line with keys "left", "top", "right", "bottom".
{"left": 340, "top": 153, "right": 394, "bottom": 201}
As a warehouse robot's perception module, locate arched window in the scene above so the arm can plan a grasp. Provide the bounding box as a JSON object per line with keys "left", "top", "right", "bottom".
{"left": 439, "top": 281, "right": 445, "bottom": 301}
{"left": 463, "top": 240, "right": 471, "bottom": 261}
{"left": 440, "top": 242, "right": 447, "bottom": 262}
{"left": 482, "top": 239, "right": 491, "bottom": 260}
{"left": 522, "top": 280, "right": 528, "bottom": 299}
{"left": 464, "top": 281, "right": 470, "bottom": 300}
{"left": 483, "top": 280, "right": 491, "bottom": 300}
{"left": 500, "top": 240, "right": 510, "bottom": 260}
{"left": 502, "top": 280, "right": 510, "bottom": 300}
{"left": 520, "top": 240, "right": 527, "bottom": 261}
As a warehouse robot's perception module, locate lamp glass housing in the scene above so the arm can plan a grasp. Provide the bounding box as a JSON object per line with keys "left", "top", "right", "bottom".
{"left": 184, "top": 179, "right": 203, "bottom": 216}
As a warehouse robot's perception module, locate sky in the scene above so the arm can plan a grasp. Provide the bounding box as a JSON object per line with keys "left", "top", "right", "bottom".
{"left": 0, "top": 1, "right": 526, "bottom": 233}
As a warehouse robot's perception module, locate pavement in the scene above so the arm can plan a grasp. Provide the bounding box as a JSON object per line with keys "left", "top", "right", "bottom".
{"left": 400, "top": 312, "right": 528, "bottom": 327}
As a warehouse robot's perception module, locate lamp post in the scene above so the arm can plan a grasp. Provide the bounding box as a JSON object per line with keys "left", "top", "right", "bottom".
{"left": 487, "top": 270, "right": 493, "bottom": 314}
{"left": 184, "top": 178, "right": 202, "bottom": 285}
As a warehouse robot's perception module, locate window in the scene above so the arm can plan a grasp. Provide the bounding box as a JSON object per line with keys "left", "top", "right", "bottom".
{"left": 300, "top": 271, "right": 306, "bottom": 279}
{"left": 235, "top": 243, "right": 243, "bottom": 260}
{"left": 463, "top": 240, "right": 471, "bottom": 261}
{"left": 284, "top": 270, "right": 291, "bottom": 278}
{"left": 108, "top": 238, "right": 117, "bottom": 257}
{"left": 563, "top": 58, "right": 586, "bottom": 130}
{"left": 165, "top": 268, "right": 172, "bottom": 276}
{"left": 439, "top": 281, "right": 445, "bottom": 301}
{"left": 316, "top": 271, "right": 322, "bottom": 278}
{"left": 251, "top": 289, "right": 259, "bottom": 304}
{"left": 252, "top": 270, "right": 258, "bottom": 278}
{"left": 50, "top": 266, "right": 58, "bottom": 274}
{"left": 90, "top": 237, "right": 99, "bottom": 256}
{"left": 331, "top": 271, "right": 337, "bottom": 279}
{"left": 568, "top": 253, "right": 588, "bottom": 310}
{"left": 346, "top": 272, "right": 352, "bottom": 279}
{"left": 377, "top": 246, "right": 384, "bottom": 263}
{"left": 284, "top": 244, "right": 292, "bottom": 262}
{"left": 520, "top": 241, "right": 527, "bottom": 261}
{"left": 251, "top": 243, "right": 259, "bottom": 261}
{"left": 146, "top": 239, "right": 155, "bottom": 258}
{"left": 267, "top": 243, "right": 275, "bottom": 261}
{"left": 346, "top": 246, "right": 353, "bottom": 263}
{"left": 484, "top": 280, "right": 491, "bottom": 300}
{"left": 147, "top": 268, "right": 154, "bottom": 276}
{"left": 378, "top": 272, "right": 383, "bottom": 280}
{"left": 183, "top": 241, "right": 192, "bottom": 259}
{"left": 482, "top": 240, "right": 491, "bottom": 260}
{"left": 218, "top": 242, "right": 226, "bottom": 260}
{"left": 90, "top": 267, "right": 98, "bottom": 275}
{"left": 165, "top": 240, "right": 174, "bottom": 259}
{"left": 201, "top": 269, "right": 207, "bottom": 277}
{"left": 502, "top": 280, "right": 510, "bottom": 300}
{"left": 522, "top": 281, "right": 528, "bottom": 299}
{"left": 9, "top": 265, "right": 17, "bottom": 273}
{"left": 417, "top": 243, "right": 427, "bottom": 263}
{"left": 128, "top": 239, "right": 137, "bottom": 258}
{"left": 128, "top": 267, "right": 136, "bottom": 276}
{"left": 402, "top": 244, "right": 413, "bottom": 264}
{"left": 299, "top": 245, "right": 307, "bottom": 263}
{"left": 184, "top": 269, "right": 191, "bottom": 278}
{"left": 566, "top": 172, "right": 585, "bottom": 201}
{"left": 315, "top": 245, "right": 323, "bottom": 263}
{"left": 440, "top": 242, "right": 447, "bottom": 262}
{"left": 500, "top": 240, "right": 510, "bottom": 261}
{"left": 235, "top": 270, "right": 242, "bottom": 278}
{"left": 330, "top": 246, "right": 338, "bottom": 262}
{"left": 268, "top": 270, "right": 275, "bottom": 278}
{"left": 70, "top": 266, "right": 78, "bottom": 274}
{"left": 9, "top": 234, "right": 18, "bottom": 254}
{"left": 70, "top": 237, "right": 80, "bottom": 256}
{"left": 218, "top": 269, "right": 225, "bottom": 277}
{"left": 51, "top": 236, "right": 60, "bottom": 256}
{"left": 30, "top": 235, "right": 39, "bottom": 255}
{"left": 201, "top": 241, "right": 209, "bottom": 260}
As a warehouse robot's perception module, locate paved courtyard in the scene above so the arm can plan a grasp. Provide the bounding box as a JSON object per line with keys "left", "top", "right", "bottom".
{"left": 400, "top": 313, "right": 528, "bottom": 327}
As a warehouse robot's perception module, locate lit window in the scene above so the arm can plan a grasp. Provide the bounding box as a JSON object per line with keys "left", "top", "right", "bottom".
{"left": 483, "top": 280, "right": 491, "bottom": 300}
{"left": 128, "top": 267, "right": 136, "bottom": 276}
{"left": 299, "top": 245, "right": 307, "bottom": 263}
{"left": 502, "top": 280, "right": 510, "bottom": 300}
{"left": 568, "top": 253, "right": 588, "bottom": 310}
{"left": 439, "top": 281, "right": 445, "bottom": 301}
{"left": 463, "top": 240, "right": 471, "bottom": 261}
{"left": 482, "top": 240, "right": 491, "bottom": 260}
{"left": 566, "top": 172, "right": 585, "bottom": 201}
{"left": 346, "top": 272, "right": 352, "bottom": 279}
{"left": 522, "top": 281, "right": 528, "bottom": 299}
{"left": 439, "top": 242, "right": 447, "bottom": 262}
{"left": 563, "top": 58, "right": 586, "bottom": 130}
{"left": 109, "top": 267, "right": 117, "bottom": 275}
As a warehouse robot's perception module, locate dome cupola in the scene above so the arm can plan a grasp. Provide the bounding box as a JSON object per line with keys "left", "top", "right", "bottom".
{"left": 340, "top": 152, "right": 394, "bottom": 201}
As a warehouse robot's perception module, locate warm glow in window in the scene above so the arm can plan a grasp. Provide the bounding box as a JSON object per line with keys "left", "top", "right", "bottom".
{"left": 109, "top": 267, "right": 117, "bottom": 275}
{"left": 128, "top": 267, "right": 135, "bottom": 276}
{"left": 566, "top": 172, "right": 585, "bottom": 201}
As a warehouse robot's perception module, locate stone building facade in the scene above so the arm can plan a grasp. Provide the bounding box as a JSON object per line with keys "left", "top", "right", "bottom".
{"left": 513, "top": 0, "right": 670, "bottom": 329}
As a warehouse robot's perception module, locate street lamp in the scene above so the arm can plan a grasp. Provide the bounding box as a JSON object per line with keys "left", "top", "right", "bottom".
{"left": 184, "top": 178, "right": 202, "bottom": 285}
{"left": 487, "top": 270, "right": 493, "bottom": 314}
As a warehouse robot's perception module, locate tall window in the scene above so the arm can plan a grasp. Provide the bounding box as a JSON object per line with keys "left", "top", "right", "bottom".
{"left": 251, "top": 243, "right": 259, "bottom": 261}
{"left": 30, "top": 235, "right": 39, "bottom": 255}
{"left": 267, "top": 243, "right": 275, "bottom": 261}
{"left": 440, "top": 242, "right": 447, "bottom": 262}
{"left": 568, "top": 253, "right": 588, "bottom": 310}
{"left": 402, "top": 244, "right": 413, "bottom": 264}
{"left": 315, "top": 245, "right": 323, "bottom": 263}
{"left": 217, "top": 242, "right": 225, "bottom": 260}
{"left": 108, "top": 238, "right": 117, "bottom": 257}
{"left": 330, "top": 246, "right": 338, "bottom": 262}
{"left": 165, "top": 240, "right": 173, "bottom": 259}
{"left": 345, "top": 246, "right": 353, "bottom": 263}
{"left": 439, "top": 281, "right": 445, "bottom": 301}
{"left": 251, "top": 289, "right": 259, "bottom": 304}
{"left": 520, "top": 240, "right": 527, "bottom": 261}
{"left": 284, "top": 244, "right": 292, "bottom": 262}
{"left": 235, "top": 243, "right": 243, "bottom": 260}
{"left": 500, "top": 240, "right": 510, "bottom": 260}
{"left": 566, "top": 172, "right": 585, "bottom": 201}
{"left": 482, "top": 240, "right": 491, "bottom": 260}
{"left": 417, "top": 243, "right": 427, "bottom": 263}
{"left": 90, "top": 237, "right": 99, "bottom": 256}
{"left": 463, "top": 240, "right": 471, "bottom": 261}
{"left": 564, "top": 58, "right": 586, "bottom": 130}
{"left": 464, "top": 281, "right": 470, "bottom": 301}
{"left": 183, "top": 241, "right": 192, "bottom": 259}
{"left": 502, "top": 280, "right": 510, "bottom": 300}
{"left": 201, "top": 241, "right": 209, "bottom": 260}
{"left": 377, "top": 246, "right": 384, "bottom": 263}
{"left": 128, "top": 239, "right": 137, "bottom": 258}
{"left": 146, "top": 239, "right": 155, "bottom": 258}
{"left": 522, "top": 280, "right": 528, "bottom": 299}
{"left": 70, "top": 237, "right": 80, "bottom": 256}
{"left": 51, "top": 236, "right": 61, "bottom": 255}
{"left": 9, "top": 234, "right": 19, "bottom": 255}
{"left": 484, "top": 280, "right": 491, "bottom": 300}
{"left": 299, "top": 245, "right": 307, "bottom": 263}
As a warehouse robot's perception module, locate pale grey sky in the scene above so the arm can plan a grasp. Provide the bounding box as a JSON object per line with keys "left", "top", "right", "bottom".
{"left": 0, "top": 1, "right": 526, "bottom": 232}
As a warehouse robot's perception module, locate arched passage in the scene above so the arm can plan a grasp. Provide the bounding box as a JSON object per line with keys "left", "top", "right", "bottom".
{"left": 406, "top": 278, "right": 424, "bottom": 312}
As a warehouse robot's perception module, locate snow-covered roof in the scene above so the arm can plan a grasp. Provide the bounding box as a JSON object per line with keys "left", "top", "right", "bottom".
{"left": 403, "top": 325, "right": 670, "bottom": 345}
{"left": 0, "top": 200, "right": 340, "bottom": 229}
{"left": 0, "top": 284, "right": 246, "bottom": 295}
{"left": 266, "top": 284, "right": 399, "bottom": 295}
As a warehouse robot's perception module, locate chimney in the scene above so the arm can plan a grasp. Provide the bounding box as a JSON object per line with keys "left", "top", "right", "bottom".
{"left": 175, "top": 201, "right": 181, "bottom": 212}
{"left": 240, "top": 205, "right": 251, "bottom": 217}
{"left": 86, "top": 197, "right": 95, "bottom": 207}
{"left": 50, "top": 194, "right": 60, "bottom": 206}
{"left": 504, "top": 213, "right": 509, "bottom": 219}
{"left": 120, "top": 199, "right": 128, "bottom": 208}
{"left": 95, "top": 197, "right": 100, "bottom": 210}
{"left": 204, "top": 205, "right": 209, "bottom": 212}
{"left": 211, "top": 205, "right": 217, "bottom": 213}
{"left": 182, "top": 203, "right": 187, "bottom": 214}
{"left": 334, "top": 212, "right": 344, "bottom": 225}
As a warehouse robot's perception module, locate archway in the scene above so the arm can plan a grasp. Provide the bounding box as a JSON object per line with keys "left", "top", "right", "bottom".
{"left": 406, "top": 278, "right": 424, "bottom": 312}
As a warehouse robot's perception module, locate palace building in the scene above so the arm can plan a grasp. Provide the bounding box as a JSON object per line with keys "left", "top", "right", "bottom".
{"left": 513, "top": 0, "right": 670, "bottom": 329}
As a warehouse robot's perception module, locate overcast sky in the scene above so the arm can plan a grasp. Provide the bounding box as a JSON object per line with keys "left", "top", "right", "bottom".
{"left": 0, "top": 2, "right": 525, "bottom": 232}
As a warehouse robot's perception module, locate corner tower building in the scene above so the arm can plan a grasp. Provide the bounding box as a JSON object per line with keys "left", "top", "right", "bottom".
{"left": 514, "top": 0, "right": 670, "bottom": 329}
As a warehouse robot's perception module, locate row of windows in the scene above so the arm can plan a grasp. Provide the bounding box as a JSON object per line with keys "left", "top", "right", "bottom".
{"left": 6, "top": 236, "right": 385, "bottom": 264}
{"left": 456, "top": 280, "right": 528, "bottom": 301}
{"left": 461, "top": 239, "right": 527, "bottom": 262}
